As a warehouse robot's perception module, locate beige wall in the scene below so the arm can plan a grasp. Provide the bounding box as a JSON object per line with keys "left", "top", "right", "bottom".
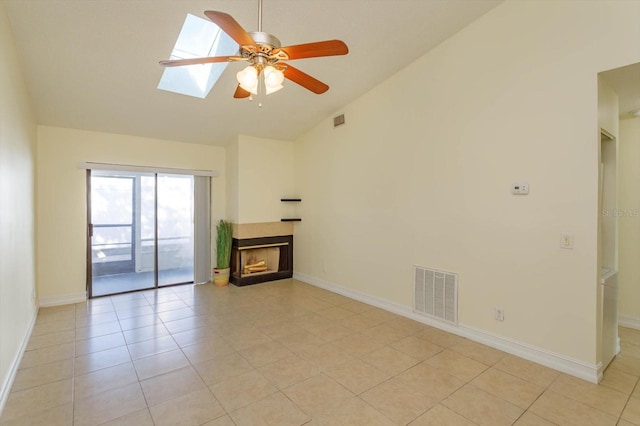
{"left": 0, "top": 0, "right": 37, "bottom": 406}
{"left": 619, "top": 117, "right": 640, "bottom": 323}
{"left": 293, "top": 0, "right": 640, "bottom": 366}
{"left": 228, "top": 134, "right": 294, "bottom": 224}
{"left": 36, "top": 126, "right": 226, "bottom": 301}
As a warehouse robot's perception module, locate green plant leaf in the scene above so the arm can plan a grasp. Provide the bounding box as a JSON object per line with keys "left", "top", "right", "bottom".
{"left": 215, "top": 219, "right": 233, "bottom": 268}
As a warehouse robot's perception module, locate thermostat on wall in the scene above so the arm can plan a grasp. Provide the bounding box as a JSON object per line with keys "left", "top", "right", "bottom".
{"left": 511, "top": 183, "right": 529, "bottom": 195}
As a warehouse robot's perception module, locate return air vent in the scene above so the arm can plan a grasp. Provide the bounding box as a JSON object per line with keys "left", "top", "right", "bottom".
{"left": 333, "top": 114, "right": 345, "bottom": 127}
{"left": 414, "top": 266, "right": 458, "bottom": 325}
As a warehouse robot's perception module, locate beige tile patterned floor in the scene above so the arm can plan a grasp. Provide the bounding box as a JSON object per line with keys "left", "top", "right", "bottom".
{"left": 1, "top": 278, "right": 639, "bottom": 425}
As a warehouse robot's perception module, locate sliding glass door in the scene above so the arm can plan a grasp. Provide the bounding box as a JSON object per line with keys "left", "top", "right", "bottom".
{"left": 90, "top": 175, "right": 136, "bottom": 278}
{"left": 88, "top": 170, "right": 196, "bottom": 297}
{"left": 157, "top": 174, "right": 194, "bottom": 287}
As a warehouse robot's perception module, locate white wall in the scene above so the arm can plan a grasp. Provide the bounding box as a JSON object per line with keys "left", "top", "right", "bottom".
{"left": 228, "top": 134, "right": 294, "bottom": 224}
{"left": 598, "top": 78, "right": 619, "bottom": 273}
{"left": 619, "top": 117, "right": 640, "bottom": 326}
{"left": 36, "top": 126, "right": 226, "bottom": 302}
{"left": 599, "top": 79, "right": 621, "bottom": 138}
{"left": 0, "top": 0, "right": 38, "bottom": 410}
{"left": 226, "top": 135, "right": 240, "bottom": 223}
{"left": 293, "top": 0, "right": 640, "bottom": 371}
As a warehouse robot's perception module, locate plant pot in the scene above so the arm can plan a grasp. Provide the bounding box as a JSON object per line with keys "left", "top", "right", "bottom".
{"left": 213, "top": 267, "right": 230, "bottom": 286}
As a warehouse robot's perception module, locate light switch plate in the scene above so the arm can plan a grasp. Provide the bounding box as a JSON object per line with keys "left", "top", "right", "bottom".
{"left": 511, "top": 183, "right": 529, "bottom": 195}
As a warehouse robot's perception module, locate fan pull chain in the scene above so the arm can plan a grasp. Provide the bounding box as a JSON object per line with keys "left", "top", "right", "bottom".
{"left": 258, "top": 74, "right": 263, "bottom": 107}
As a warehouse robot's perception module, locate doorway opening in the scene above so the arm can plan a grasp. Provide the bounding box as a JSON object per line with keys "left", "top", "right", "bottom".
{"left": 597, "top": 61, "right": 640, "bottom": 373}
{"left": 87, "top": 170, "right": 201, "bottom": 297}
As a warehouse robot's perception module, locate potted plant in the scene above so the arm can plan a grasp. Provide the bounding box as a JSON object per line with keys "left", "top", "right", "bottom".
{"left": 213, "top": 219, "right": 233, "bottom": 286}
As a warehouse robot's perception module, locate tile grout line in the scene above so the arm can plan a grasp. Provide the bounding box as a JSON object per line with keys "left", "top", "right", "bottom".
{"left": 165, "top": 286, "right": 240, "bottom": 426}
{"left": 616, "top": 376, "right": 640, "bottom": 425}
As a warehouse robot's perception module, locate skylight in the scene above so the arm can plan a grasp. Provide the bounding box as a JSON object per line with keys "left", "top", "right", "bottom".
{"left": 158, "top": 14, "right": 238, "bottom": 99}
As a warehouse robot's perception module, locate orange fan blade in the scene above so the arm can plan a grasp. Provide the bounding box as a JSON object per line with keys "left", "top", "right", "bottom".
{"left": 234, "top": 85, "right": 251, "bottom": 99}
{"left": 282, "top": 64, "right": 329, "bottom": 94}
{"left": 277, "top": 40, "right": 348, "bottom": 60}
{"left": 204, "top": 11, "right": 255, "bottom": 46}
{"left": 159, "top": 56, "right": 245, "bottom": 67}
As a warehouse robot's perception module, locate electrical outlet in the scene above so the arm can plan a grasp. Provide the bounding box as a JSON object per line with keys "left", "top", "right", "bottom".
{"left": 560, "top": 232, "right": 573, "bottom": 249}
{"left": 494, "top": 307, "right": 504, "bottom": 321}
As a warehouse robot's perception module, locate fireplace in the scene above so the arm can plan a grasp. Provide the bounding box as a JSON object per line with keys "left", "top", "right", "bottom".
{"left": 230, "top": 235, "right": 293, "bottom": 286}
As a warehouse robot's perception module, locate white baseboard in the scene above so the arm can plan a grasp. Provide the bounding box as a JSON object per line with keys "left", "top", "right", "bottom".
{"left": 293, "top": 272, "right": 601, "bottom": 384}
{"left": 0, "top": 306, "right": 38, "bottom": 415}
{"left": 39, "top": 292, "right": 86, "bottom": 307}
{"left": 618, "top": 314, "right": 640, "bottom": 330}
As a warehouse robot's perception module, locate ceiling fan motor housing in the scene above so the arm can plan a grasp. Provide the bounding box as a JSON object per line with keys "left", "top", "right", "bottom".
{"left": 242, "top": 32, "right": 289, "bottom": 66}
{"left": 249, "top": 31, "right": 281, "bottom": 49}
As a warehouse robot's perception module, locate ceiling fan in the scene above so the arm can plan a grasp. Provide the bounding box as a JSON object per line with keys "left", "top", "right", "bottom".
{"left": 159, "top": 0, "right": 349, "bottom": 99}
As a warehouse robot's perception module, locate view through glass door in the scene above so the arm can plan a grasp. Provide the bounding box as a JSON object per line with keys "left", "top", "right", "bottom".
{"left": 157, "top": 173, "right": 195, "bottom": 287}
{"left": 88, "top": 170, "right": 195, "bottom": 297}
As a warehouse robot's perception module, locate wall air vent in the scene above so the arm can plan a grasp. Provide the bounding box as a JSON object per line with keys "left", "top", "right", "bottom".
{"left": 414, "top": 265, "right": 458, "bottom": 325}
{"left": 333, "top": 114, "right": 345, "bottom": 127}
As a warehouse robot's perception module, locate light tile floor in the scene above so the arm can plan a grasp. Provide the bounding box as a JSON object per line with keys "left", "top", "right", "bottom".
{"left": 1, "top": 279, "right": 639, "bottom": 425}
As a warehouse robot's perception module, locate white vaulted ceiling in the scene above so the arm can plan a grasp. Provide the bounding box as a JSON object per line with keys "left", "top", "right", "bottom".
{"left": 3, "top": 0, "right": 502, "bottom": 146}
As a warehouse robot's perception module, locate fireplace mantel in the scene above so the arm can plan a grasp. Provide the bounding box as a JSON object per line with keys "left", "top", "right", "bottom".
{"left": 232, "top": 222, "right": 293, "bottom": 239}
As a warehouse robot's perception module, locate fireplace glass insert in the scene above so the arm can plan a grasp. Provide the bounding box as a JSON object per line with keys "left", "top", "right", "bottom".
{"left": 230, "top": 235, "right": 293, "bottom": 286}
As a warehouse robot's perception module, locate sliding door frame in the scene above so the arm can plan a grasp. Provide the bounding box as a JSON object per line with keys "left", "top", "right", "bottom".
{"left": 86, "top": 168, "right": 212, "bottom": 299}
{"left": 86, "top": 170, "right": 93, "bottom": 299}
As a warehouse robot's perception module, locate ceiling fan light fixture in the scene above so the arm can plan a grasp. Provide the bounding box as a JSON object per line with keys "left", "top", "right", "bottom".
{"left": 264, "top": 65, "right": 284, "bottom": 95}
{"left": 236, "top": 65, "right": 258, "bottom": 94}
{"left": 160, "top": 2, "right": 349, "bottom": 100}
{"left": 265, "top": 83, "right": 283, "bottom": 95}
